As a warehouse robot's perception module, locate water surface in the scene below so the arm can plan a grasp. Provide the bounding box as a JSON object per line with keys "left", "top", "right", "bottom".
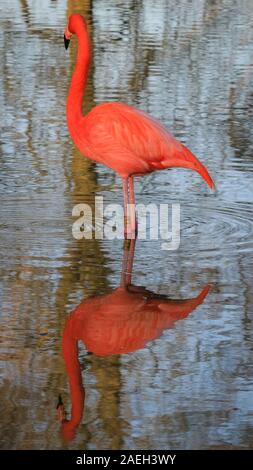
{"left": 0, "top": 0, "right": 253, "bottom": 450}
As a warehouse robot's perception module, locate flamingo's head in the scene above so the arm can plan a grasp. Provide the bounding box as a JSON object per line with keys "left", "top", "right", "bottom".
{"left": 64, "top": 14, "right": 87, "bottom": 50}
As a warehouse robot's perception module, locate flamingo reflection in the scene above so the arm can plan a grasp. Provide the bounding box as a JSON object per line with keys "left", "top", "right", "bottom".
{"left": 58, "top": 240, "right": 210, "bottom": 441}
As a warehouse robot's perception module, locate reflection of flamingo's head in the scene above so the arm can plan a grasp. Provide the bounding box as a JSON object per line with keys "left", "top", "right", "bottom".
{"left": 56, "top": 395, "right": 65, "bottom": 421}
{"left": 56, "top": 394, "right": 76, "bottom": 442}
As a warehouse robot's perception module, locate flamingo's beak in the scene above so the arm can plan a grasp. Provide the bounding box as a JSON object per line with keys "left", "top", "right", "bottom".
{"left": 64, "top": 27, "right": 72, "bottom": 50}
{"left": 64, "top": 34, "right": 70, "bottom": 50}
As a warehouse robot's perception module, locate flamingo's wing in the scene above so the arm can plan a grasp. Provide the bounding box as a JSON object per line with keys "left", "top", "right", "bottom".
{"left": 82, "top": 102, "right": 180, "bottom": 174}
{"left": 82, "top": 103, "right": 214, "bottom": 187}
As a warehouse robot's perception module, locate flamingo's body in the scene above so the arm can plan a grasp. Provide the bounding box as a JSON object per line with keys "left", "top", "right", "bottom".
{"left": 64, "top": 14, "right": 214, "bottom": 236}
{"left": 69, "top": 101, "right": 214, "bottom": 183}
{"left": 63, "top": 283, "right": 209, "bottom": 357}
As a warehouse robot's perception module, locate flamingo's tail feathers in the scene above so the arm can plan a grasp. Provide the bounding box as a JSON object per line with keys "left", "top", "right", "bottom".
{"left": 195, "top": 284, "right": 210, "bottom": 304}
{"left": 194, "top": 159, "right": 215, "bottom": 190}
{"left": 182, "top": 146, "right": 215, "bottom": 190}
{"left": 162, "top": 145, "right": 215, "bottom": 190}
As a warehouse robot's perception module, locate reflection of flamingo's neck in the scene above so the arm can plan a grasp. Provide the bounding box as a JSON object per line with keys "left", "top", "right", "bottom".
{"left": 62, "top": 320, "right": 85, "bottom": 440}
{"left": 121, "top": 239, "right": 136, "bottom": 287}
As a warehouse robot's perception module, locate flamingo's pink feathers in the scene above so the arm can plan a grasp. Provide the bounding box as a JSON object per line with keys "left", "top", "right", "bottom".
{"left": 66, "top": 14, "right": 214, "bottom": 190}
{"left": 77, "top": 103, "right": 214, "bottom": 188}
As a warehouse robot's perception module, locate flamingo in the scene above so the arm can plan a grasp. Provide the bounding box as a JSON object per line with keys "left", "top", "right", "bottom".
{"left": 57, "top": 239, "right": 210, "bottom": 441}
{"left": 64, "top": 14, "right": 214, "bottom": 238}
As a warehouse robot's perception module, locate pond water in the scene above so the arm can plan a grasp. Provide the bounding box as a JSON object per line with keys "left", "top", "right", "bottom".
{"left": 0, "top": 0, "right": 253, "bottom": 450}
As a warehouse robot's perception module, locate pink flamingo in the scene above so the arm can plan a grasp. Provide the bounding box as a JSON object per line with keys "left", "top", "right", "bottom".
{"left": 64, "top": 14, "right": 214, "bottom": 237}
{"left": 57, "top": 239, "right": 210, "bottom": 441}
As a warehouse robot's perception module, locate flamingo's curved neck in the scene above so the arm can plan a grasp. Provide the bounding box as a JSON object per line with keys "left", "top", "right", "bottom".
{"left": 66, "top": 24, "right": 91, "bottom": 131}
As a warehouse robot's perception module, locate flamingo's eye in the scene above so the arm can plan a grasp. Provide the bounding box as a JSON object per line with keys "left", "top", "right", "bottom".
{"left": 64, "top": 34, "right": 70, "bottom": 50}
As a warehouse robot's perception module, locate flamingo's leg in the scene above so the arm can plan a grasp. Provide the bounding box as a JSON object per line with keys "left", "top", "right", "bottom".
{"left": 126, "top": 238, "right": 136, "bottom": 284}
{"left": 121, "top": 238, "right": 136, "bottom": 287}
{"left": 129, "top": 176, "right": 137, "bottom": 238}
{"left": 122, "top": 177, "right": 130, "bottom": 239}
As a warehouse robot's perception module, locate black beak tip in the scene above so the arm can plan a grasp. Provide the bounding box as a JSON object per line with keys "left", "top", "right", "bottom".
{"left": 57, "top": 394, "right": 63, "bottom": 408}
{"left": 64, "top": 34, "right": 70, "bottom": 50}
